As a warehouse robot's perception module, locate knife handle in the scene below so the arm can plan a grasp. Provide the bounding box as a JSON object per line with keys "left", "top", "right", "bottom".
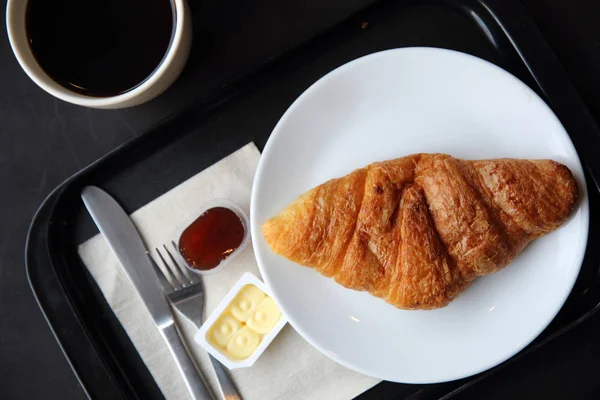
{"left": 160, "top": 322, "right": 215, "bottom": 400}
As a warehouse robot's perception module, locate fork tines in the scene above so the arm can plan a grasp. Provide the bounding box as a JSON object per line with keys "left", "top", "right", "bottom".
{"left": 149, "top": 241, "right": 199, "bottom": 291}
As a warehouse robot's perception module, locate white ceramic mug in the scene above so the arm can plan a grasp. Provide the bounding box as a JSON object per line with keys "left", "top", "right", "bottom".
{"left": 6, "top": 0, "right": 192, "bottom": 109}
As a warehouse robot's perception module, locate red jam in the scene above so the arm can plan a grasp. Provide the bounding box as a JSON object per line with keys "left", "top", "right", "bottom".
{"left": 178, "top": 207, "right": 245, "bottom": 271}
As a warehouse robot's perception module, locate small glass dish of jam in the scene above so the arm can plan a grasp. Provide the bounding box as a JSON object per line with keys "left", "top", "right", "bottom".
{"left": 173, "top": 199, "right": 250, "bottom": 275}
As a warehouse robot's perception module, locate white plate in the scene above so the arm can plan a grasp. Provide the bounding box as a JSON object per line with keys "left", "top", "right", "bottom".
{"left": 250, "top": 48, "right": 589, "bottom": 383}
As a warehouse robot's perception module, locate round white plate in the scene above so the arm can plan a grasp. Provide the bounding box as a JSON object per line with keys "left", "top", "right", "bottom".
{"left": 250, "top": 48, "right": 589, "bottom": 383}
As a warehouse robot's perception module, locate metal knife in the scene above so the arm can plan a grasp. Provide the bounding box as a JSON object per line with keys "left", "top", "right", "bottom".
{"left": 81, "top": 186, "right": 214, "bottom": 400}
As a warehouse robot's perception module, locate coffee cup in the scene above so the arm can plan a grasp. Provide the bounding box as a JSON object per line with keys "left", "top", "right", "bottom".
{"left": 6, "top": 0, "right": 192, "bottom": 109}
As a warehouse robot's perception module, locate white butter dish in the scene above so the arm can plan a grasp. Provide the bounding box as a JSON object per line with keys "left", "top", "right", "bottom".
{"left": 194, "top": 272, "right": 287, "bottom": 369}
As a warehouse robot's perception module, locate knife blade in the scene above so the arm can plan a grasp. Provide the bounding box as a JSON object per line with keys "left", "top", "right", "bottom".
{"left": 81, "top": 186, "right": 214, "bottom": 400}
{"left": 81, "top": 186, "right": 171, "bottom": 325}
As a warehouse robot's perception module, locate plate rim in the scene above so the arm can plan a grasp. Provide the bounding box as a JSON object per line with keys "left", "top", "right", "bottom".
{"left": 250, "top": 47, "right": 590, "bottom": 383}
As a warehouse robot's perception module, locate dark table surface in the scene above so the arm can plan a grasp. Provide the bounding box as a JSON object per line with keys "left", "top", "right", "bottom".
{"left": 2, "top": 0, "right": 600, "bottom": 399}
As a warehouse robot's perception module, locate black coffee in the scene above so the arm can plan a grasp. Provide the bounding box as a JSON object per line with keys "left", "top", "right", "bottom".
{"left": 26, "top": 0, "right": 174, "bottom": 97}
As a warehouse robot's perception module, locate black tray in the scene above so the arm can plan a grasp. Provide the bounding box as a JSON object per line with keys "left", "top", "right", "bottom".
{"left": 26, "top": 0, "right": 600, "bottom": 399}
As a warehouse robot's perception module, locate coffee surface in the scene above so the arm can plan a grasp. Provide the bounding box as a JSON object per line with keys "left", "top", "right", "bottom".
{"left": 26, "top": 0, "right": 174, "bottom": 97}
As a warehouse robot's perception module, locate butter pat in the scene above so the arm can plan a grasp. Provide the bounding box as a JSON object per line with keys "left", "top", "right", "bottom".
{"left": 230, "top": 284, "right": 266, "bottom": 322}
{"left": 247, "top": 297, "right": 281, "bottom": 334}
{"left": 209, "top": 314, "right": 241, "bottom": 348}
{"left": 226, "top": 326, "right": 260, "bottom": 359}
{"left": 195, "top": 272, "right": 288, "bottom": 369}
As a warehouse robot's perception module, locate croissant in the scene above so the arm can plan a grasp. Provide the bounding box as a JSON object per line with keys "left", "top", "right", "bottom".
{"left": 262, "top": 153, "right": 578, "bottom": 310}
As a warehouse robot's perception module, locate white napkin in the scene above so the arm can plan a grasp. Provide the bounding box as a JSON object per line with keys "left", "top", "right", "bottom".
{"left": 78, "top": 143, "right": 379, "bottom": 400}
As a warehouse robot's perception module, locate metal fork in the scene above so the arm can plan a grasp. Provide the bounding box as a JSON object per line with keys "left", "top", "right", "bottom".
{"left": 148, "top": 241, "right": 242, "bottom": 400}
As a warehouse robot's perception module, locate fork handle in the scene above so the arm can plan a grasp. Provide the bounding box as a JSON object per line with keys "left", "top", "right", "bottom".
{"left": 209, "top": 354, "right": 243, "bottom": 400}
{"left": 160, "top": 322, "right": 215, "bottom": 400}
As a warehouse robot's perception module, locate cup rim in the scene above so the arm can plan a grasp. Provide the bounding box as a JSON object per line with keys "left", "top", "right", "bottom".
{"left": 6, "top": 0, "right": 187, "bottom": 107}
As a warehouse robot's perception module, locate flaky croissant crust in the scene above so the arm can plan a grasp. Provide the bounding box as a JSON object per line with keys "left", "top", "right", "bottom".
{"left": 263, "top": 153, "right": 578, "bottom": 310}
